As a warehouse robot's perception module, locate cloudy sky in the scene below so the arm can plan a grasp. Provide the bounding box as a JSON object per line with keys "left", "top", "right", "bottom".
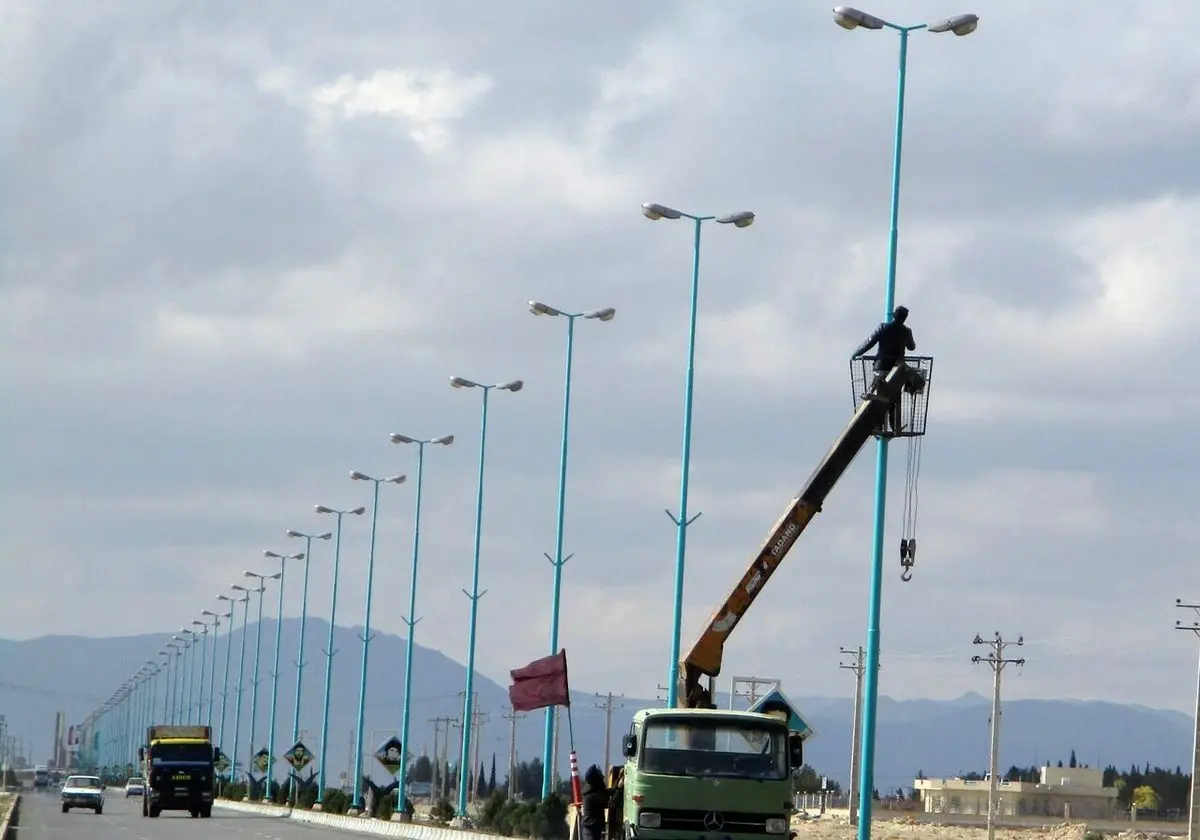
{"left": 3, "top": 0, "right": 1197, "bottom": 717}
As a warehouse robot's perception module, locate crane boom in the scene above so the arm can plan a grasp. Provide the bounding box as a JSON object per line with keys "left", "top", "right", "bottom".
{"left": 678, "top": 363, "right": 910, "bottom": 708}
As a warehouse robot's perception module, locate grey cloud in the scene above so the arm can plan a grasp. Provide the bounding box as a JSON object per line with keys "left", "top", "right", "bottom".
{"left": 3, "top": 0, "right": 1197, "bottom": 721}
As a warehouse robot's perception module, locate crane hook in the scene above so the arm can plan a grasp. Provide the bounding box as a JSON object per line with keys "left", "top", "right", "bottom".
{"left": 900, "top": 537, "right": 916, "bottom": 582}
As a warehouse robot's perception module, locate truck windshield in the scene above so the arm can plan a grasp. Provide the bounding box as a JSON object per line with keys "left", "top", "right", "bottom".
{"left": 149, "top": 743, "right": 212, "bottom": 765}
{"left": 641, "top": 719, "right": 787, "bottom": 780}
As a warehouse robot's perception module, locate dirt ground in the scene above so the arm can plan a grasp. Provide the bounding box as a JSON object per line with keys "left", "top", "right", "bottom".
{"left": 791, "top": 815, "right": 1177, "bottom": 840}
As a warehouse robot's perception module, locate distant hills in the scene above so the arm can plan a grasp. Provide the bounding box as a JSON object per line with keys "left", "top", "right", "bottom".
{"left": 0, "top": 620, "right": 1191, "bottom": 790}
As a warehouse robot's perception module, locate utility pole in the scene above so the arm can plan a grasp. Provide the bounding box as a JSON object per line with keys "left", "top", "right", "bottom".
{"left": 729, "top": 676, "right": 780, "bottom": 709}
{"left": 595, "top": 693, "right": 625, "bottom": 771}
{"left": 503, "top": 707, "right": 523, "bottom": 797}
{"left": 839, "top": 646, "right": 866, "bottom": 825}
{"left": 1176, "top": 599, "right": 1200, "bottom": 840}
{"left": 550, "top": 706, "right": 559, "bottom": 791}
{"left": 469, "top": 695, "right": 487, "bottom": 806}
{"left": 972, "top": 632, "right": 1025, "bottom": 840}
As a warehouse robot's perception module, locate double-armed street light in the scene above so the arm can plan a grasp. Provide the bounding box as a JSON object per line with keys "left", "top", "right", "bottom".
{"left": 283, "top": 529, "right": 332, "bottom": 803}
{"left": 261, "top": 550, "right": 303, "bottom": 801}
{"left": 313, "top": 504, "right": 365, "bottom": 804}
{"left": 347, "top": 470, "right": 407, "bottom": 811}
{"left": 244, "top": 570, "right": 282, "bottom": 795}
{"left": 527, "top": 300, "right": 615, "bottom": 795}
{"left": 229, "top": 584, "right": 254, "bottom": 784}
{"left": 829, "top": 8, "right": 978, "bottom": 838}
{"left": 388, "top": 432, "right": 454, "bottom": 816}
{"left": 449, "top": 375, "right": 523, "bottom": 818}
{"left": 640, "top": 201, "right": 755, "bottom": 709}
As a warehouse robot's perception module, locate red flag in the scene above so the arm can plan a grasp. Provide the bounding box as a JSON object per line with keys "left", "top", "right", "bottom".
{"left": 508, "top": 649, "right": 570, "bottom": 712}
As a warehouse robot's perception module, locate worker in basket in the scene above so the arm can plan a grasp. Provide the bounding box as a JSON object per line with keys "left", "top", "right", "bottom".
{"left": 852, "top": 305, "right": 917, "bottom": 434}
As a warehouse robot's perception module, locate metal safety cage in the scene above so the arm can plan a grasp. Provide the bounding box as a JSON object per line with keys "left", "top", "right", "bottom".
{"left": 850, "top": 355, "right": 933, "bottom": 438}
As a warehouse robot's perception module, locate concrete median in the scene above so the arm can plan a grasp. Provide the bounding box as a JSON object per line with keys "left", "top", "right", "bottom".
{"left": 213, "top": 798, "right": 481, "bottom": 839}
{"left": 0, "top": 793, "right": 20, "bottom": 840}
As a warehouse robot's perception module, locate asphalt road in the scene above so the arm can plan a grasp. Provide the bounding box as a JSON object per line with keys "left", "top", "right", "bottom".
{"left": 14, "top": 788, "right": 360, "bottom": 839}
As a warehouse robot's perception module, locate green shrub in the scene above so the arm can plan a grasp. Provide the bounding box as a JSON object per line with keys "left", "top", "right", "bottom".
{"left": 429, "top": 796, "right": 456, "bottom": 823}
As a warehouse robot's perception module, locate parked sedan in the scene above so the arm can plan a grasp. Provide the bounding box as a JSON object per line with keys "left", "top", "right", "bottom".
{"left": 61, "top": 775, "right": 105, "bottom": 814}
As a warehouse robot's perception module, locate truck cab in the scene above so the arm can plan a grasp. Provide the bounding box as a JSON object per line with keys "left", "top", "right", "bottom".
{"left": 618, "top": 708, "right": 802, "bottom": 840}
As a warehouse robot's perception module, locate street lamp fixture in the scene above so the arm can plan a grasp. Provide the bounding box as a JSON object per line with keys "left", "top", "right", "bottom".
{"left": 832, "top": 6, "right": 978, "bottom": 36}
{"left": 390, "top": 433, "right": 454, "bottom": 446}
{"left": 315, "top": 504, "right": 366, "bottom": 516}
{"left": 450, "top": 376, "right": 524, "bottom": 392}
{"left": 642, "top": 202, "right": 755, "bottom": 228}
{"left": 350, "top": 471, "right": 406, "bottom": 485}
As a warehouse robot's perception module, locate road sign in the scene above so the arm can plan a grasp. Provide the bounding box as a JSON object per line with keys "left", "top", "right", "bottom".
{"left": 748, "top": 688, "right": 816, "bottom": 741}
{"left": 252, "top": 748, "right": 270, "bottom": 774}
{"left": 214, "top": 752, "right": 231, "bottom": 773}
{"left": 374, "top": 736, "right": 404, "bottom": 776}
{"left": 284, "top": 741, "right": 314, "bottom": 772}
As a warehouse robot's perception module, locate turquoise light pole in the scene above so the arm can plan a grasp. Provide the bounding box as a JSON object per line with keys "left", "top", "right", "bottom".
{"left": 229, "top": 586, "right": 253, "bottom": 784}
{"left": 449, "top": 375, "right": 524, "bottom": 820}
{"left": 243, "top": 570, "right": 280, "bottom": 793}
{"left": 181, "top": 628, "right": 200, "bottom": 723}
{"left": 830, "top": 8, "right": 979, "bottom": 839}
{"left": 262, "top": 550, "right": 303, "bottom": 801}
{"left": 389, "top": 431, "right": 454, "bottom": 816}
{"left": 201, "top": 609, "right": 229, "bottom": 729}
{"left": 169, "top": 639, "right": 186, "bottom": 723}
{"left": 216, "top": 594, "right": 241, "bottom": 759}
{"left": 159, "top": 649, "right": 172, "bottom": 722}
{"left": 284, "top": 529, "right": 332, "bottom": 804}
{"left": 528, "top": 300, "right": 616, "bottom": 796}
{"left": 314, "top": 503, "right": 366, "bottom": 805}
{"left": 191, "top": 621, "right": 211, "bottom": 724}
{"left": 640, "top": 202, "right": 755, "bottom": 708}
{"left": 347, "top": 470, "right": 407, "bottom": 810}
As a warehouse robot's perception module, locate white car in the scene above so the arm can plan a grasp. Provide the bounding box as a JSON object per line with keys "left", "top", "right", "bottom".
{"left": 125, "top": 777, "right": 146, "bottom": 798}
{"left": 61, "top": 775, "right": 105, "bottom": 814}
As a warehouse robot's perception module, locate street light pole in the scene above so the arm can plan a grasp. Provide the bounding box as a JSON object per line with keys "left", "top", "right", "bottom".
{"left": 390, "top": 432, "right": 454, "bottom": 817}
{"left": 528, "top": 300, "right": 616, "bottom": 795}
{"left": 284, "top": 529, "right": 332, "bottom": 804}
{"left": 181, "top": 628, "right": 200, "bottom": 724}
{"left": 170, "top": 639, "right": 187, "bottom": 724}
{"left": 229, "top": 586, "right": 253, "bottom": 785}
{"left": 314, "top": 504, "right": 366, "bottom": 805}
{"left": 262, "top": 550, "right": 303, "bottom": 803}
{"left": 347, "top": 470, "right": 406, "bottom": 811}
{"left": 641, "top": 202, "right": 755, "bottom": 708}
{"left": 216, "top": 594, "right": 241, "bottom": 760}
{"left": 449, "top": 375, "right": 523, "bottom": 821}
{"left": 243, "top": 570, "right": 281, "bottom": 797}
{"left": 830, "top": 9, "right": 979, "bottom": 839}
{"left": 191, "top": 621, "right": 211, "bottom": 725}
{"left": 201, "top": 609, "right": 230, "bottom": 730}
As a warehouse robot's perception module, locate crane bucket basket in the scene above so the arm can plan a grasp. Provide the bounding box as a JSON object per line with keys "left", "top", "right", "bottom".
{"left": 850, "top": 355, "right": 933, "bottom": 438}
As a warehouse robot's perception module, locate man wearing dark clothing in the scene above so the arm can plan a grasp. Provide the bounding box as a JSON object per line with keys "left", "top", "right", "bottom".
{"left": 852, "top": 305, "right": 915, "bottom": 433}
{"left": 580, "top": 765, "right": 609, "bottom": 840}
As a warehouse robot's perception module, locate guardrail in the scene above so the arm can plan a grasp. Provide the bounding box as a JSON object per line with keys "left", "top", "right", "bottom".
{"left": 0, "top": 794, "right": 20, "bottom": 840}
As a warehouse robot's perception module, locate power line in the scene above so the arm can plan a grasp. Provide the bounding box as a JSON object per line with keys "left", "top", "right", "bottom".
{"left": 971, "top": 632, "right": 1025, "bottom": 840}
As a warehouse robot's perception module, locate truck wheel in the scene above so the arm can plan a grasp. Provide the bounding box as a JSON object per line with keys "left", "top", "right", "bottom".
{"left": 149, "top": 806, "right": 161, "bottom": 818}
{"left": 190, "top": 809, "right": 198, "bottom": 818}
{"left": 96, "top": 806, "right": 103, "bottom": 815}
{"left": 62, "top": 804, "right": 68, "bottom": 813}
{"left": 201, "top": 805, "right": 213, "bottom": 818}
{"left": 142, "top": 799, "right": 148, "bottom": 817}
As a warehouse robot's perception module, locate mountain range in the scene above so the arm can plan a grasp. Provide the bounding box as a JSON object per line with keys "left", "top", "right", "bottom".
{"left": 0, "top": 619, "right": 1192, "bottom": 791}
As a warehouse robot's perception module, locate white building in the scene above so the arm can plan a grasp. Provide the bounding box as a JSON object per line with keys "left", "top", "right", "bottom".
{"left": 914, "top": 765, "right": 1119, "bottom": 819}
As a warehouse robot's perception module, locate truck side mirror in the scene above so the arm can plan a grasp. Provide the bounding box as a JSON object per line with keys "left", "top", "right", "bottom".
{"left": 137, "top": 747, "right": 144, "bottom": 761}
{"left": 621, "top": 735, "right": 637, "bottom": 759}
{"left": 788, "top": 733, "right": 804, "bottom": 771}
{"left": 213, "top": 747, "right": 220, "bottom": 762}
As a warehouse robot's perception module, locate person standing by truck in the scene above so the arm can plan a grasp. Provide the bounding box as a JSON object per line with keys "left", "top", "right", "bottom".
{"left": 580, "top": 765, "right": 609, "bottom": 840}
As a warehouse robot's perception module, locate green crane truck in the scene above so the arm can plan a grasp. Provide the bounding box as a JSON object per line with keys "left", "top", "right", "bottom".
{"left": 137, "top": 724, "right": 218, "bottom": 818}
{"left": 612, "top": 363, "right": 924, "bottom": 840}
